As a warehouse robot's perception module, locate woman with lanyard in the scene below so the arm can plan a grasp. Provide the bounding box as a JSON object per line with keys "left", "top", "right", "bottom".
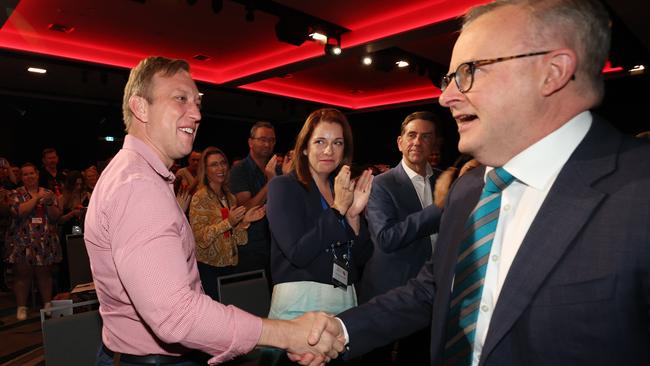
{"left": 266, "top": 108, "right": 373, "bottom": 345}
{"left": 5, "top": 163, "right": 61, "bottom": 320}
{"left": 189, "top": 147, "right": 265, "bottom": 301}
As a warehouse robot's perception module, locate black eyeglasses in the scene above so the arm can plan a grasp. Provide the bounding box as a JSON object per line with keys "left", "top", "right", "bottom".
{"left": 440, "top": 51, "right": 551, "bottom": 93}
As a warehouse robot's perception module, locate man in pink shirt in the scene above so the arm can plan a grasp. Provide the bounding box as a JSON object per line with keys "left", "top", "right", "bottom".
{"left": 85, "top": 56, "right": 342, "bottom": 366}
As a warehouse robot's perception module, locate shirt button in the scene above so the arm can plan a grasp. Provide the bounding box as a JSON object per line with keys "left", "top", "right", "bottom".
{"left": 491, "top": 254, "right": 499, "bottom": 262}
{"left": 503, "top": 204, "right": 511, "bottom": 211}
{"left": 481, "top": 304, "right": 490, "bottom": 312}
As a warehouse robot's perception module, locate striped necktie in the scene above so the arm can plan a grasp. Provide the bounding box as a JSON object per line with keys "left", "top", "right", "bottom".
{"left": 443, "top": 167, "right": 515, "bottom": 366}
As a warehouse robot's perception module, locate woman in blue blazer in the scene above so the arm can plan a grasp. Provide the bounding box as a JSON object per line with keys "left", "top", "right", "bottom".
{"left": 266, "top": 108, "right": 373, "bottom": 321}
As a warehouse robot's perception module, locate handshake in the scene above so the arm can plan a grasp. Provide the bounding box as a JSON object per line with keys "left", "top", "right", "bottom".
{"left": 259, "top": 311, "right": 346, "bottom": 366}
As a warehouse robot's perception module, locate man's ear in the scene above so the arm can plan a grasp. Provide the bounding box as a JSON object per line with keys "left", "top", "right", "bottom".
{"left": 129, "top": 95, "right": 149, "bottom": 123}
{"left": 396, "top": 135, "right": 403, "bottom": 153}
{"left": 541, "top": 48, "right": 577, "bottom": 97}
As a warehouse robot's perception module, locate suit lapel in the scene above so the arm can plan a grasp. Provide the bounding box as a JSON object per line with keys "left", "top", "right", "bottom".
{"left": 431, "top": 167, "right": 486, "bottom": 360}
{"left": 479, "top": 117, "right": 621, "bottom": 364}
{"left": 393, "top": 163, "right": 425, "bottom": 212}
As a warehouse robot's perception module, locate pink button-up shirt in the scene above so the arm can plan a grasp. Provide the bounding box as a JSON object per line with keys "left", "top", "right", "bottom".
{"left": 85, "top": 135, "right": 262, "bottom": 364}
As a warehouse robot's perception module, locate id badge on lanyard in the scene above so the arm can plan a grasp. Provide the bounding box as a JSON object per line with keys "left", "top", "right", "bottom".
{"left": 320, "top": 194, "right": 352, "bottom": 289}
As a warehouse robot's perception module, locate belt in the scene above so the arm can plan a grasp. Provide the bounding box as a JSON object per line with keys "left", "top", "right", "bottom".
{"left": 101, "top": 343, "right": 192, "bottom": 365}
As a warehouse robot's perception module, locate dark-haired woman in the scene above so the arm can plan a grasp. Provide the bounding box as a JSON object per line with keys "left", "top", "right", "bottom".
{"left": 267, "top": 108, "right": 373, "bottom": 323}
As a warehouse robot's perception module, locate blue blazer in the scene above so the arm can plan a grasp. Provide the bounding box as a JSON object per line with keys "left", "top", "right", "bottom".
{"left": 359, "top": 163, "right": 442, "bottom": 303}
{"left": 340, "top": 116, "right": 650, "bottom": 365}
{"left": 267, "top": 173, "right": 372, "bottom": 286}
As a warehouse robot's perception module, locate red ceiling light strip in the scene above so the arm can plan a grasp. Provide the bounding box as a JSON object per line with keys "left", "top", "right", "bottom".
{"left": 242, "top": 80, "right": 442, "bottom": 110}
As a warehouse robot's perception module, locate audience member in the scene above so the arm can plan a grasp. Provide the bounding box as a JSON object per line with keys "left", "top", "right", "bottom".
{"left": 5, "top": 163, "right": 61, "bottom": 320}
{"left": 298, "top": 1, "right": 650, "bottom": 365}
{"left": 229, "top": 121, "right": 277, "bottom": 276}
{"left": 189, "top": 146, "right": 265, "bottom": 300}
{"left": 83, "top": 165, "right": 99, "bottom": 195}
{"left": 10, "top": 166, "right": 22, "bottom": 186}
{"left": 176, "top": 150, "right": 201, "bottom": 193}
{"left": 359, "top": 111, "right": 444, "bottom": 366}
{"left": 84, "top": 56, "right": 343, "bottom": 365}
{"left": 39, "top": 148, "right": 65, "bottom": 194}
{"left": 0, "top": 185, "right": 11, "bottom": 292}
{"left": 0, "top": 157, "right": 17, "bottom": 189}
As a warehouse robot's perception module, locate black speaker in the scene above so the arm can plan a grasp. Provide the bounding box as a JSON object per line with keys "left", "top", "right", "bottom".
{"left": 0, "top": 0, "right": 19, "bottom": 29}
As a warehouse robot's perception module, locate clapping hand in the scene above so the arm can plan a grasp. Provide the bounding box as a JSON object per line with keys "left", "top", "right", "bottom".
{"left": 282, "top": 151, "right": 294, "bottom": 175}
{"left": 345, "top": 168, "right": 373, "bottom": 218}
{"left": 332, "top": 165, "right": 354, "bottom": 215}
{"left": 265, "top": 155, "right": 278, "bottom": 179}
{"left": 228, "top": 205, "right": 247, "bottom": 226}
{"left": 243, "top": 205, "right": 266, "bottom": 223}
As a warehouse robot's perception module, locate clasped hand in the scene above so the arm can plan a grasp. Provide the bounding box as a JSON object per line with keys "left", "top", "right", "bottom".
{"left": 285, "top": 312, "right": 346, "bottom": 366}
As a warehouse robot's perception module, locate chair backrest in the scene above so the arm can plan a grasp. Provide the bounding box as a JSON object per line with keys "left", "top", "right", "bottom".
{"left": 41, "top": 300, "right": 102, "bottom": 366}
{"left": 217, "top": 270, "right": 270, "bottom": 317}
{"left": 66, "top": 234, "right": 93, "bottom": 289}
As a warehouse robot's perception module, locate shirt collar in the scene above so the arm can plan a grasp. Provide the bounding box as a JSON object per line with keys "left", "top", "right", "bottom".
{"left": 487, "top": 110, "right": 592, "bottom": 190}
{"left": 122, "top": 135, "right": 176, "bottom": 183}
{"left": 401, "top": 159, "right": 433, "bottom": 180}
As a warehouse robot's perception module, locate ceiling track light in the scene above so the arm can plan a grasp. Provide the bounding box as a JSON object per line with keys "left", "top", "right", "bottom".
{"left": 28, "top": 67, "right": 47, "bottom": 74}
{"left": 396, "top": 60, "right": 409, "bottom": 68}
{"left": 324, "top": 37, "right": 342, "bottom": 56}
{"left": 362, "top": 56, "right": 373, "bottom": 65}
{"left": 309, "top": 32, "right": 328, "bottom": 43}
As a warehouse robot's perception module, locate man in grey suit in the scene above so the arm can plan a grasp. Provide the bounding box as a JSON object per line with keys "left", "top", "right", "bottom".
{"left": 293, "top": 0, "right": 650, "bottom": 365}
{"left": 359, "top": 112, "right": 443, "bottom": 364}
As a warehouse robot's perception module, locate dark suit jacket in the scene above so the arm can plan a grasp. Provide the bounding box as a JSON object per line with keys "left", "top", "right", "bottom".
{"left": 359, "top": 163, "right": 442, "bottom": 303}
{"left": 340, "top": 116, "right": 650, "bottom": 365}
{"left": 267, "top": 173, "right": 372, "bottom": 286}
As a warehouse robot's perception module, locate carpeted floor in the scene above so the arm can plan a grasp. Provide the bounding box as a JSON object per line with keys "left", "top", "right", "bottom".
{"left": 0, "top": 285, "right": 45, "bottom": 366}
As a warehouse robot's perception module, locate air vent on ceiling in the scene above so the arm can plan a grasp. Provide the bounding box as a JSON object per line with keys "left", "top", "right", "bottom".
{"left": 193, "top": 54, "right": 212, "bottom": 61}
{"left": 48, "top": 23, "right": 74, "bottom": 33}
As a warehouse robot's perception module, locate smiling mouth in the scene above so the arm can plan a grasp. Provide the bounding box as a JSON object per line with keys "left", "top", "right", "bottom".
{"left": 456, "top": 114, "right": 478, "bottom": 123}
{"left": 179, "top": 127, "right": 194, "bottom": 135}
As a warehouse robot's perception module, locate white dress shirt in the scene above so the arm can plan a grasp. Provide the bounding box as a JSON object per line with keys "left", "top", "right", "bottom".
{"left": 401, "top": 159, "right": 438, "bottom": 251}
{"left": 470, "top": 111, "right": 592, "bottom": 365}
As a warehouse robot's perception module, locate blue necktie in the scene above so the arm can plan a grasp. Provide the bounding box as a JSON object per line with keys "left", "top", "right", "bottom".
{"left": 443, "top": 167, "right": 516, "bottom": 366}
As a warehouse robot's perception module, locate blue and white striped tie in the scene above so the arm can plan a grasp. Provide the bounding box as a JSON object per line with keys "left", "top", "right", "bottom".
{"left": 443, "top": 167, "right": 515, "bottom": 366}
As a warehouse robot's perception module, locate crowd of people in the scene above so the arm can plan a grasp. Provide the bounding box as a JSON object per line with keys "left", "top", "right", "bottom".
{"left": 1, "top": 0, "right": 650, "bottom": 365}
{"left": 0, "top": 152, "right": 99, "bottom": 320}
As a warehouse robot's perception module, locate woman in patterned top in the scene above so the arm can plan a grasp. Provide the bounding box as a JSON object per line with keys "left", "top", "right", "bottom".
{"left": 5, "top": 163, "right": 62, "bottom": 320}
{"left": 189, "top": 147, "right": 265, "bottom": 300}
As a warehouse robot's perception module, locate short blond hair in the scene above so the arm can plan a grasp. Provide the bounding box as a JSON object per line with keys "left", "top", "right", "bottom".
{"left": 122, "top": 56, "right": 190, "bottom": 131}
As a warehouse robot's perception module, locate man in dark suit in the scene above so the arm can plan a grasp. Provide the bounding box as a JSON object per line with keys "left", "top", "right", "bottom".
{"left": 294, "top": 1, "right": 650, "bottom": 365}
{"left": 360, "top": 111, "right": 443, "bottom": 365}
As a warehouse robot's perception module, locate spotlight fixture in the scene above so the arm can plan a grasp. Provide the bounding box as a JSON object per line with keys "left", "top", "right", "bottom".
{"left": 27, "top": 67, "right": 47, "bottom": 74}
{"left": 309, "top": 32, "right": 328, "bottom": 43}
{"left": 324, "top": 36, "right": 342, "bottom": 56}
{"left": 362, "top": 56, "right": 373, "bottom": 66}
{"left": 630, "top": 64, "right": 646, "bottom": 75}
{"left": 396, "top": 60, "right": 409, "bottom": 68}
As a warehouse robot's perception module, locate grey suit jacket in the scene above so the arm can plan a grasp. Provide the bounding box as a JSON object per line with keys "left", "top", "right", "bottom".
{"left": 359, "top": 163, "right": 442, "bottom": 303}
{"left": 340, "top": 116, "right": 650, "bottom": 365}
